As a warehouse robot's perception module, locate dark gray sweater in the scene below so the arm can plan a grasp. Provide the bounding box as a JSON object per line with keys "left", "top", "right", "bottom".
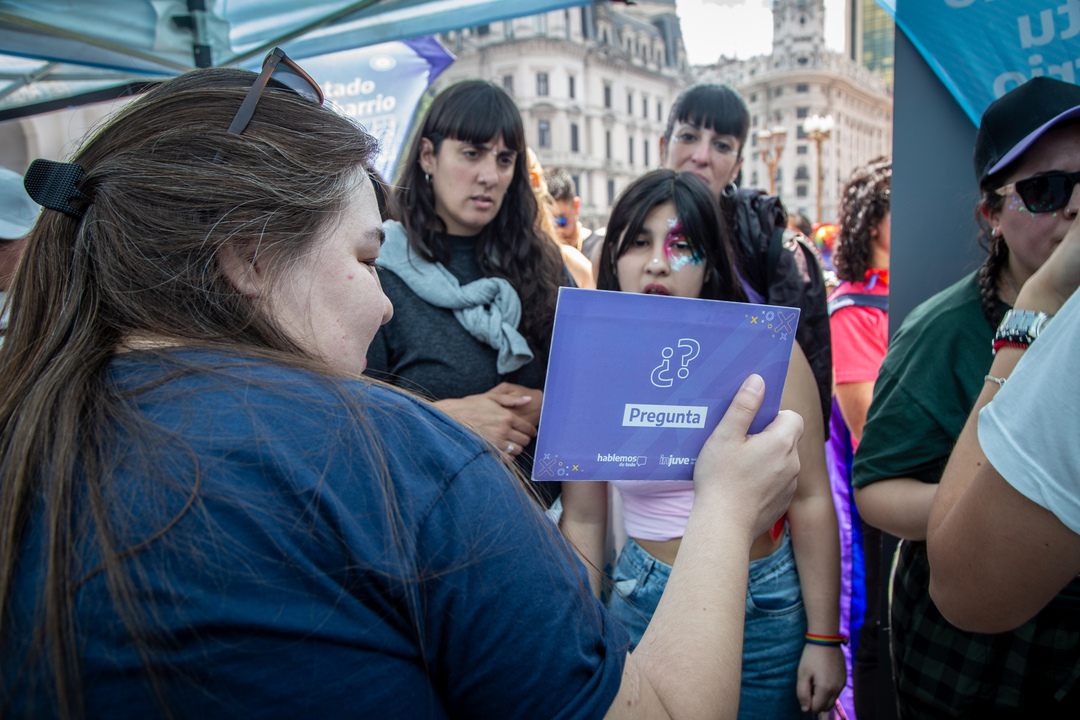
{"left": 365, "top": 234, "right": 558, "bottom": 504}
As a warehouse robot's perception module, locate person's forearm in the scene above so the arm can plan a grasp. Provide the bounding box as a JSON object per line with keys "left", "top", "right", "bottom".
{"left": 928, "top": 347, "right": 1023, "bottom": 539}
{"left": 559, "top": 482, "right": 608, "bottom": 597}
{"left": 788, "top": 494, "right": 841, "bottom": 636}
{"left": 854, "top": 478, "right": 938, "bottom": 540}
{"left": 928, "top": 265, "right": 1060, "bottom": 567}
{"left": 835, "top": 381, "right": 874, "bottom": 443}
{"left": 632, "top": 505, "right": 754, "bottom": 719}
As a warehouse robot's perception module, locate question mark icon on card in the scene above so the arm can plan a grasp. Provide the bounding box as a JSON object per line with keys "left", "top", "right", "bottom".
{"left": 650, "top": 347, "right": 675, "bottom": 388}
{"left": 676, "top": 338, "right": 700, "bottom": 379}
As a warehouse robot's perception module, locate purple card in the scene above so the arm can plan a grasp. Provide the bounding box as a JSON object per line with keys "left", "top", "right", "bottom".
{"left": 533, "top": 288, "right": 798, "bottom": 481}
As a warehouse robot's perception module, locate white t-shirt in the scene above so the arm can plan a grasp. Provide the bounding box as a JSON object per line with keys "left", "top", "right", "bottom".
{"left": 979, "top": 288, "right": 1080, "bottom": 534}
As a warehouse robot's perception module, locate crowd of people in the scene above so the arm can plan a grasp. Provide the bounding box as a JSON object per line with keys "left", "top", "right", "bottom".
{"left": 0, "top": 46, "right": 1077, "bottom": 720}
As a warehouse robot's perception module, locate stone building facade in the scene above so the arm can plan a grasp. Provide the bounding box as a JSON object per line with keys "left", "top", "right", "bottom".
{"left": 435, "top": 1, "right": 694, "bottom": 229}
{"left": 696, "top": 0, "right": 892, "bottom": 223}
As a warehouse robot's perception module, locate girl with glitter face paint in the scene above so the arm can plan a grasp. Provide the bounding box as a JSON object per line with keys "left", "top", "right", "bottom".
{"left": 562, "top": 170, "right": 846, "bottom": 719}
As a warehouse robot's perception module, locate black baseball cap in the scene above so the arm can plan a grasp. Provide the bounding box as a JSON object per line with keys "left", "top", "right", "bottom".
{"left": 974, "top": 77, "right": 1080, "bottom": 185}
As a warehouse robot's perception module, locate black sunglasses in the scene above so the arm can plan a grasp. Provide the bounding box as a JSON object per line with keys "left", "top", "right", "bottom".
{"left": 996, "top": 170, "right": 1080, "bottom": 214}
{"left": 228, "top": 48, "right": 323, "bottom": 135}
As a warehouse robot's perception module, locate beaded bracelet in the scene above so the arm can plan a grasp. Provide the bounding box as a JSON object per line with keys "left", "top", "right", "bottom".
{"left": 805, "top": 633, "right": 848, "bottom": 647}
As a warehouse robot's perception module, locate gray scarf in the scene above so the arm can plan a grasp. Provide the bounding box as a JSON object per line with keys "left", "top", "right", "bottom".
{"left": 376, "top": 221, "right": 534, "bottom": 374}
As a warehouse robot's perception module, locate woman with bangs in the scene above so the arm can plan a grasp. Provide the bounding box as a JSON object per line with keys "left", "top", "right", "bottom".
{"left": 561, "top": 169, "right": 846, "bottom": 719}
{"left": 365, "top": 81, "right": 567, "bottom": 503}
{"left": 659, "top": 83, "right": 833, "bottom": 443}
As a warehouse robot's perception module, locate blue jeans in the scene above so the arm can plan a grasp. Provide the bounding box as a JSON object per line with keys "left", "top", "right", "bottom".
{"left": 607, "top": 531, "right": 812, "bottom": 720}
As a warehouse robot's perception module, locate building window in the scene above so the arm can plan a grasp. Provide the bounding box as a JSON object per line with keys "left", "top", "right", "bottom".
{"left": 627, "top": 92, "right": 633, "bottom": 114}
{"left": 537, "top": 72, "right": 549, "bottom": 96}
{"left": 536, "top": 14, "right": 547, "bottom": 34}
{"left": 607, "top": 179, "right": 615, "bottom": 206}
{"left": 751, "top": 171, "right": 759, "bottom": 186}
{"left": 657, "top": 101, "right": 662, "bottom": 122}
{"left": 775, "top": 167, "right": 783, "bottom": 183}
{"left": 773, "top": 86, "right": 783, "bottom": 97}
{"left": 751, "top": 134, "right": 757, "bottom": 147}
{"left": 795, "top": 165, "right": 809, "bottom": 180}
{"left": 750, "top": 92, "right": 758, "bottom": 102}
{"left": 571, "top": 123, "right": 580, "bottom": 153}
{"left": 797, "top": 144, "right": 809, "bottom": 155}
{"left": 796, "top": 106, "right": 809, "bottom": 119}
{"left": 796, "top": 84, "right": 810, "bottom": 93}
{"left": 475, "top": 23, "right": 490, "bottom": 36}
{"left": 796, "top": 184, "right": 809, "bottom": 197}
{"left": 797, "top": 125, "right": 807, "bottom": 140}
{"left": 605, "top": 130, "right": 612, "bottom": 159}
{"left": 569, "top": 75, "right": 576, "bottom": 99}
{"left": 629, "top": 136, "right": 634, "bottom": 165}
{"left": 604, "top": 84, "right": 612, "bottom": 108}
{"left": 502, "top": 75, "right": 514, "bottom": 95}
{"left": 642, "top": 96, "right": 648, "bottom": 118}
{"left": 644, "top": 138, "right": 649, "bottom": 167}
{"left": 538, "top": 120, "right": 551, "bottom": 148}
{"left": 572, "top": 174, "right": 581, "bottom": 197}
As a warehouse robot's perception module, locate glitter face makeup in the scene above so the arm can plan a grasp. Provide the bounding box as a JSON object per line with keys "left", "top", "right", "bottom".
{"left": 616, "top": 200, "right": 708, "bottom": 298}
{"left": 1006, "top": 193, "right": 1043, "bottom": 219}
{"left": 988, "top": 121, "right": 1080, "bottom": 286}
{"left": 664, "top": 219, "right": 703, "bottom": 273}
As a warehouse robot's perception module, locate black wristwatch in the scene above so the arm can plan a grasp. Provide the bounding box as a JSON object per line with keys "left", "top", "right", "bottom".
{"left": 993, "top": 309, "right": 1052, "bottom": 353}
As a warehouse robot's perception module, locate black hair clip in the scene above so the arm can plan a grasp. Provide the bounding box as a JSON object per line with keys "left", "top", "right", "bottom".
{"left": 24, "top": 159, "right": 87, "bottom": 219}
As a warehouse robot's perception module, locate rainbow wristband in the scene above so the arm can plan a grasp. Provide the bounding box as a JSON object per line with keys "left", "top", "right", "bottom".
{"left": 805, "top": 633, "right": 848, "bottom": 647}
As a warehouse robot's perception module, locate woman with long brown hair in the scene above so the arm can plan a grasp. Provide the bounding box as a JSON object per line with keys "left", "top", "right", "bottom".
{"left": 0, "top": 55, "right": 802, "bottom": 719}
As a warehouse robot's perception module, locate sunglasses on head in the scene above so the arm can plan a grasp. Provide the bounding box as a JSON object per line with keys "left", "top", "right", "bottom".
{"left": 554, "top": 216, "right": 569, "bottom": 228}
{"left": 228, "top": 48, "right": 323, "bottom": 135}
{"left": 996, "top": 170, "right": 1080, "bottom": 213}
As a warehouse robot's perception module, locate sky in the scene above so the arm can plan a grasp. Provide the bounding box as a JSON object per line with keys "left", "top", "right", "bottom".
{"left": 675, "top": 0, "right": 849, "bottom": 66}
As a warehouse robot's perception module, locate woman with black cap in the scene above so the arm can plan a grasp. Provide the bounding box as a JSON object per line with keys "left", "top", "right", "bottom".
{"left": 852, "top": 76, "right": 1080, "bottom": 717}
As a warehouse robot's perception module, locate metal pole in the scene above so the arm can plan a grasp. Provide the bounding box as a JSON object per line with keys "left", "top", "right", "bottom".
{"left": 815, "top": 136, "right": 823, "bottom": 224}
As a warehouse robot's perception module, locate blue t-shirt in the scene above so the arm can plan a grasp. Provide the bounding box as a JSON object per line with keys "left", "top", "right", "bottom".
{"left": 5, "top": 350, "right": 628, "bottom": 718}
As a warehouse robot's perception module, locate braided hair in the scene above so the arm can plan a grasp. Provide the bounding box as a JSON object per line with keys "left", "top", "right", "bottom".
{"left": 974, "top": 173, "right": 1010, "bottom": 326}
{"left": 834, "top": 157, "right": 890, "bottom": 283}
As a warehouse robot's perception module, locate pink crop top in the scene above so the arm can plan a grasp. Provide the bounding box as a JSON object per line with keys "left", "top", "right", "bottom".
{"left": 611, "top": 480, "right": 695, "bottom": 541}
{"left": 612, "top": 481, "right": 787, "bottom": 543}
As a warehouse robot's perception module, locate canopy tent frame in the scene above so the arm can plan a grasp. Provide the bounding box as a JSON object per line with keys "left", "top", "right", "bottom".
{"left": 0, "top": 0, "right": 596, "bottom": 119}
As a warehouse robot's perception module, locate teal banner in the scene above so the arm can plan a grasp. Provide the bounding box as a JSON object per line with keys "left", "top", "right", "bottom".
{"left": 883, "top": 0, "right": 1079, "bottom": 124}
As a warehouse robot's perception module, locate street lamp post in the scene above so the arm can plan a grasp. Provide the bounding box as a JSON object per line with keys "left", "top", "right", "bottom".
{"left": 755, "top": 125, "right": 787, "bottom": 196}
{"left": 804, "top": 114, "right": 835, "bottom": 224}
